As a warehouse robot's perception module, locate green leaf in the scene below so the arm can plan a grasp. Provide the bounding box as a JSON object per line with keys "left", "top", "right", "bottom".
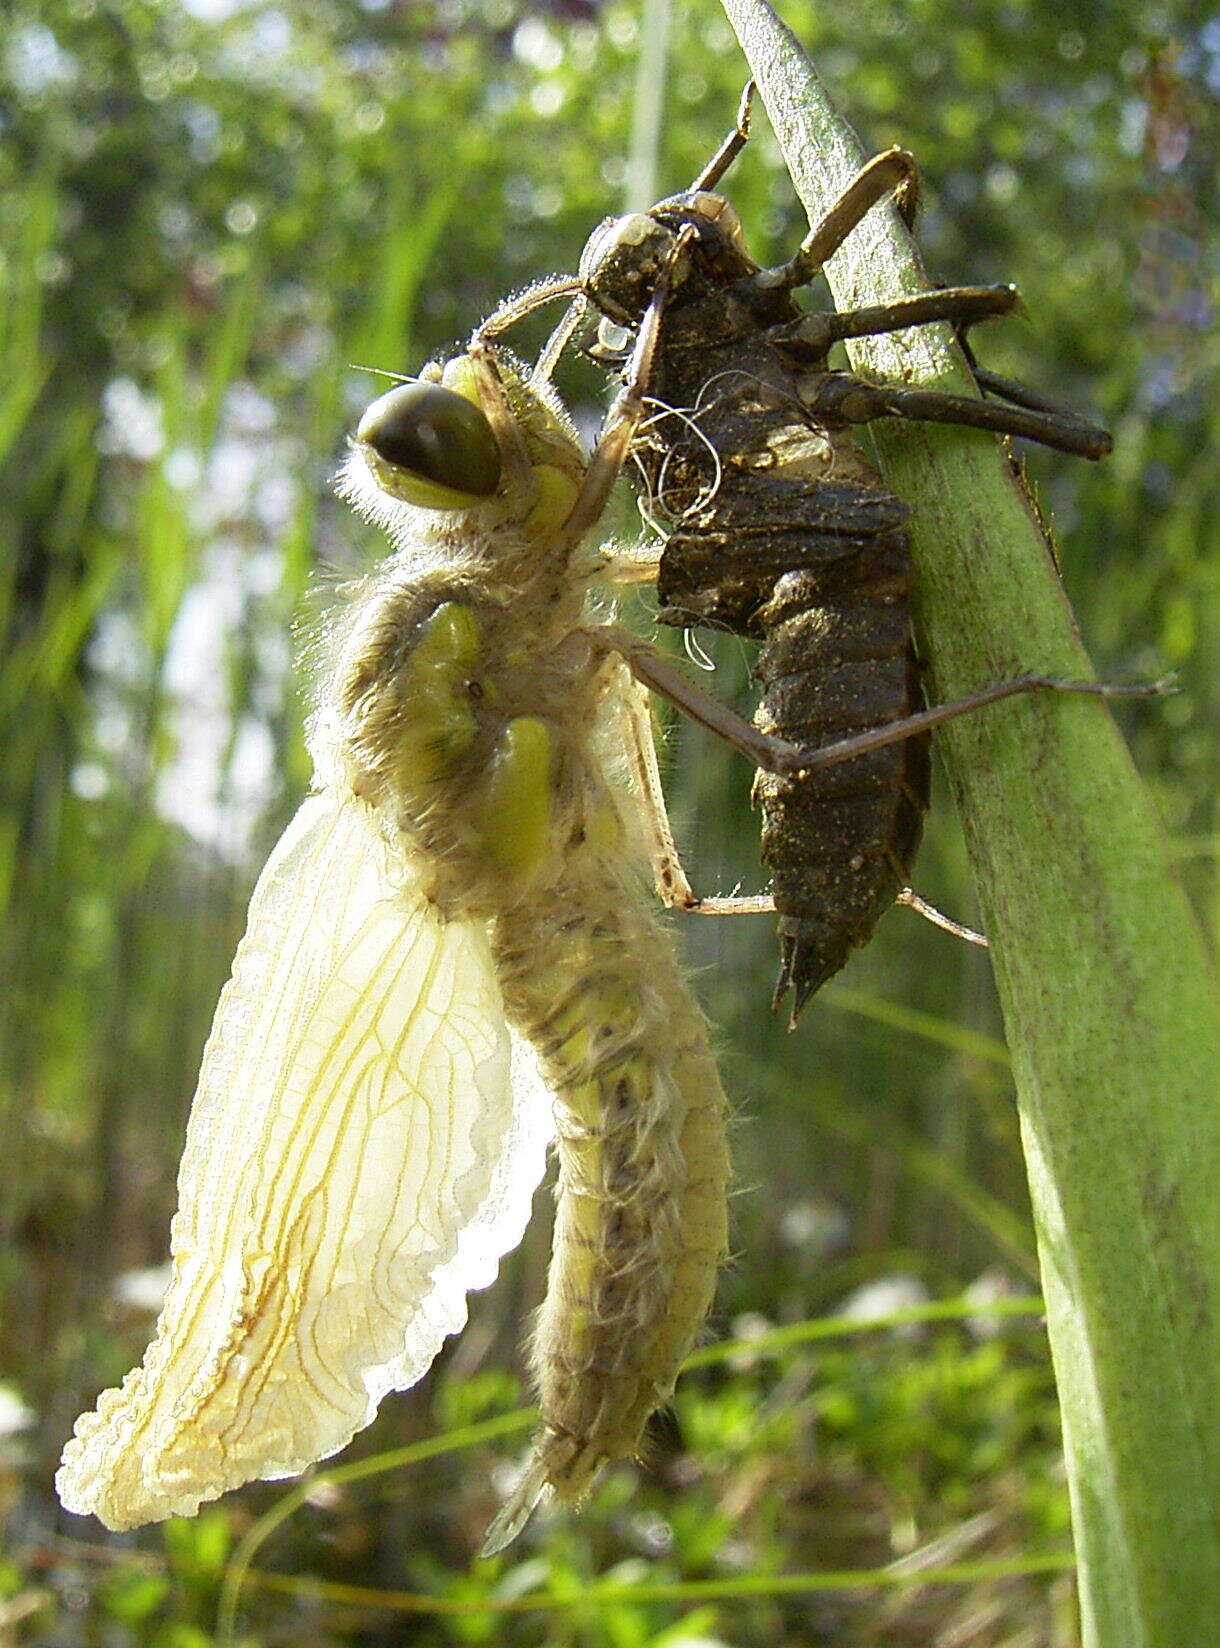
{"left": 164, "top": 1507, "right": 232, "bottom": 1576}
{"left": 102, "top": 1569, "right": 171, "bottom": 1624}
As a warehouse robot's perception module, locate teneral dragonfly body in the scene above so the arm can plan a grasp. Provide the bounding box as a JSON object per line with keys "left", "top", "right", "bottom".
{"left": 57, "top": 340, "right": 729, "bottom": 1550}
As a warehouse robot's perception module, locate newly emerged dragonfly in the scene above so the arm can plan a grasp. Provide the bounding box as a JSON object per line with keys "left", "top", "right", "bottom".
{"left": 57, "top": 303, "right": 735, "bottom": 1550}
{"left": 560, "top": 90, "right": 1121, "bottom": 1020}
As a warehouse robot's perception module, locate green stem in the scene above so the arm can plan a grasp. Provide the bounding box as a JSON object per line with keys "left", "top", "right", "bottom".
{"left": 243, "top": 1553, "right": 1076, "bottom": 1618}
{"left": 718, "top": 4, "right": 1220, "bottom": 1644}
{"left": 624, "top": 0, "right": 672, "bottom": 211}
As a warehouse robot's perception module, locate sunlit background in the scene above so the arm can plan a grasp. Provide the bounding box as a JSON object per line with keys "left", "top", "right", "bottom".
{"left": 2, "top": 0, "right": 1217, "bottom": 1642}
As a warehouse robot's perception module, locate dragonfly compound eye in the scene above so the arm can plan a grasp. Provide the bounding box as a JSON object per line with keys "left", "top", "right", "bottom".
{"left": 356, "top": 382, "right": 502, "bottom": 505}
{"left": 578, "top": 212, "right": 676, "bottom": 326}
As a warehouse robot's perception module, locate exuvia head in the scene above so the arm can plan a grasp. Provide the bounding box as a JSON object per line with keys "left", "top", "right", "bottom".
{"left": 578, "top": 191, "right": 755, "bottom": 328}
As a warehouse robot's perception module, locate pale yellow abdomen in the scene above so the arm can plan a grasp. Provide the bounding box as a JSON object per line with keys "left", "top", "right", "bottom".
{"left": 490, "top": 848, "right": 730, "bottom": 1532}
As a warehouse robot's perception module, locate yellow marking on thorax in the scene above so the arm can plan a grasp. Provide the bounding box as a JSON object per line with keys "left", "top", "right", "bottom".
{"left": 439, "top": 354, "right": 483, "bottom": 407}
{"left": 524, "top": 463, "right": 581, "bottom": 538}
{"left": 393, "top": 601, "right": 480, "bottom": 788}
{"left": 478, "top": 716, "right": 553, "bottom": 879}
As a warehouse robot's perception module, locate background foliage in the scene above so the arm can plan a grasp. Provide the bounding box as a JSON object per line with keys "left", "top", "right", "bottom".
{"left": 2, "top": 0, "right": 1216, "bottom": 1643}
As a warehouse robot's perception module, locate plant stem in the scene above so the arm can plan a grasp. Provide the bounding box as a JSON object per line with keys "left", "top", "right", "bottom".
{"left": 718, "top": 3, "right": 1220, "bottom": 1644}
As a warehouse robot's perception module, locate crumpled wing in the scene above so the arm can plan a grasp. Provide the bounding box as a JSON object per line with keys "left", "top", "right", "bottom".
{"left": 57, "top": 790, "right": 553, "bottom": 1531}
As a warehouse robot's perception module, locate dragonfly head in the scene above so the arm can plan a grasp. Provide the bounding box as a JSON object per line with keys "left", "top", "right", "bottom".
{"left": 353, "top": 362, "right": 505, "bottom": 512}
{"left": 342, "top": 347, "right": 584, "bottom": 552}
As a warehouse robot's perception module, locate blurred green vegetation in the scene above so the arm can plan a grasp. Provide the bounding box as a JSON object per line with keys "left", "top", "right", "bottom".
{"left": 1, "top": 0, "right": 1216, "bottom": 1642}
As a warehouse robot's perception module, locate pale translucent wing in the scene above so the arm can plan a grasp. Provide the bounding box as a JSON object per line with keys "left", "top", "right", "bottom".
{"left": 57, "top": 790, "right": 553, "bottom": 1531}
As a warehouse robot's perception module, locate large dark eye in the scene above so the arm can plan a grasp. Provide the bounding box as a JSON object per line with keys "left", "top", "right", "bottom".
{"left": 357, "top": 382, "right": 502, "bottom": 499}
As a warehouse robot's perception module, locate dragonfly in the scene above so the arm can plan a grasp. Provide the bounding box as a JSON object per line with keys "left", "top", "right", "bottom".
{"left": 56, "top": 300, "right": 737, "bottom": 1553}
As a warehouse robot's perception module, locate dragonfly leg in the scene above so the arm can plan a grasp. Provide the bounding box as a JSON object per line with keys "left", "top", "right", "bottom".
{"left": 608, "top": 659, "right": 699, "bottom": 909}
{"left": 758, "top": 148, "right": 920, "bottom": 295}
{"left": 758, "top": 672, "right": 1172, "bottom": 777}
{"left": 950, "top": 322, "right": 1110, "bottom": 429}
{"left": 784, "top": 284, "right": 1020, "bottom": 358}
{"left": 612, "top": 678, "right": 785, "bottom": 917}
{"left": 475, "top": 276, "right": 583, "bottom": 341}
{"left": 595, "top": 633, "right": 995, "bottom": 944}
{"left": 894, "top": 888, "right": 988, "bottom": 947}
{"left": 687, "top": 894, "right": 777, "bottom": 915}
{"left": 589, "top": 624, "right": 1172, "bottom": 778}
{"left": 843, "top": 294, "right": 1116, "bottom": 445}
{"left": 561, "top": 227, "right": 698, "bottom": 540}
{"left": 687, "top": 886, "right": 985, "bottom": 940}
{"left": 612, "top": 671, "right": 792, "bottom": 920}
{"left": 688, "top": 82, "right": 756, "bottom": 192}
{"left": 808, "top": 370, "right": 1113, "bottom": 460}
{"left": 598, "top": 544, "right": 664, "bottom": 586}
{"left": 588, "top": 623, "right": 807, "bottom": 772}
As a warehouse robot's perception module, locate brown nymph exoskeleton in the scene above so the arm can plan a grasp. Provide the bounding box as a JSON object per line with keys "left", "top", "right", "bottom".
{"left": 570, "top": 89, "right": 1123, "bottom": 1020}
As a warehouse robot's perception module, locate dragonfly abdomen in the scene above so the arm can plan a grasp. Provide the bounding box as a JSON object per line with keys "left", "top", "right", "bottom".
{"left": 486, "top": 847, "right": 729, "bottom": 1547}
